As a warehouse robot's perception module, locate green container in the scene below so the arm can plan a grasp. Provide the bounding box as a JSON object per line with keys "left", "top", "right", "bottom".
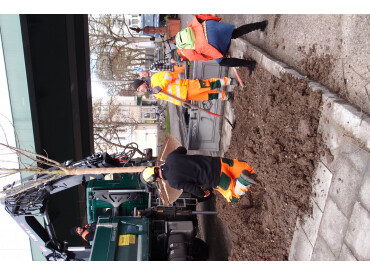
{"left": 90, "top": 216, "right": 150, "bottom": 261}
{"left": 86, "top": 174, "right": 149, "bottom": 224}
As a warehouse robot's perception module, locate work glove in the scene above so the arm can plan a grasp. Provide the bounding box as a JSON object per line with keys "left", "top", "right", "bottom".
{"left": 152, "top": 86, "right": 162, "bottom": 94}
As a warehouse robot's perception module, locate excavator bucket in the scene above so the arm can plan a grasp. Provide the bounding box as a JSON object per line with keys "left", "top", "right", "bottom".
{"left": 156, "top": 134, "right": 183, "bottom": 205}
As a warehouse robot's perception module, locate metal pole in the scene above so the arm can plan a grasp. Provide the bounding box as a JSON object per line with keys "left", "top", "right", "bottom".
{"left": 192, "top": 211, "right": 218, "bottom": 215}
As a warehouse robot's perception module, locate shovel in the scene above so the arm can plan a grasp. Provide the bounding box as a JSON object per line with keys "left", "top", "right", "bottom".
{"left": 158, "top": 91, "right": 221, "bottom": 117}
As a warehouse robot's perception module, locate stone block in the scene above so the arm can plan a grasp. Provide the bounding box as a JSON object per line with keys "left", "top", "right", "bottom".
{"left": 329, "top": 157, "right": 363, "bottom": 218}
{"left": 344, "top": 202, "right": 370, "bottom": 260}
{"left": 317, "top": 119, "right": 342, "bottom": 154}
{"left": 339, "top": 244, "right": 357, "bottom": 261}
{"left": 289, "top": 224, "right": 313, "bottom": 261}
{"left": 319, "top": 198, "right": 349, "bottom": 257}
{"left": 312, "top": 235, "right": 336, "bottom": 260}
{"left": 312, "top": 161, "right": 333, "bottom": 212}
{"left": 331, "top": 99, "right": 370, "bottom": 150}
{"left": 281, "top": 68, "right": 305, "bottom": 80}
{"left": 260, "top": 55, "right": 285, "bottom": 79}
{"left": 300, "top": 198, "right": 324, "bottom": 246}
{"left": 309, "top": 81, "right": 332, "bottom": 95}
{"left": 232, "top": 38, "right": 263, "bottom": 63}
{"left": 359, "top": 160, "right": 370, "bottom": 211}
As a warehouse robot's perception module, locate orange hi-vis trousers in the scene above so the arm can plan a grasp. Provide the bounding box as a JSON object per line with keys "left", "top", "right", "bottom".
{"left": 215, "top": 158, "right": 254, "bottom": 203}
{"left": 181, "top": 77, "right": 229, "bottom": 101}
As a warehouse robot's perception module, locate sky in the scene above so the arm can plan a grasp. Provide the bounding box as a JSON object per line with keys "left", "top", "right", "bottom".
{"left": 0, "top": 35, "right": 32, "bottom": 262}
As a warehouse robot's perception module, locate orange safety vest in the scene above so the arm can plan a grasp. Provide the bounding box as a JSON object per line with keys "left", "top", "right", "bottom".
{"left": 151, "top": 71, "right": 188, "bottom": 106}
{"left": 177, "top": 14, "right": 224, "bottom": 62}
{"left": 81, "top": 230, "right": 89, "bottom": 242}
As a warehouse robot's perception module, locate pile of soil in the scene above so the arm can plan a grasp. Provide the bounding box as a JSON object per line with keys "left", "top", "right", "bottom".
{"left": 298, "top": 44, "right": 341, "bottom": 94}
{"left": 216, "top": 66, "right": 324, "bottom": 260}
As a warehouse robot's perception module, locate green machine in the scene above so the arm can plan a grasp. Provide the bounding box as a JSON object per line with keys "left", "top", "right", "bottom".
{"left": 89, "top": 216, "right": 150, "bottom": 261}
{"left": 2, "top": 143, "right": 210, "bottom": 261}
{"left": 86, "top": 174, "right": 150, "bottom": 261}
{"left": 85, "top": 173, "right": 209, "bottom": 261}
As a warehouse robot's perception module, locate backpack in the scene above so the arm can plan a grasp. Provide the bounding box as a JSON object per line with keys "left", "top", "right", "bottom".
{"left": 175, "top": 27, "right": 196, "bottom": 49}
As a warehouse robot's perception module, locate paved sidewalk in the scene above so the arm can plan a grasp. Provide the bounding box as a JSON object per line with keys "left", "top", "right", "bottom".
{"left": 229, "top": 38, "right": 370, "bottom": 261}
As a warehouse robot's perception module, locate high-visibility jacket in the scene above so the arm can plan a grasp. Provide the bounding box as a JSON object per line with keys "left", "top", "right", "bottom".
{"left": 81, "top": 230, "right": 90, "bottom": 242}
{"left": 151, "top": 71, "right": 188, "bottom": 106}
{"left": 177, "top": 14, "right": 224, "bottom": 62}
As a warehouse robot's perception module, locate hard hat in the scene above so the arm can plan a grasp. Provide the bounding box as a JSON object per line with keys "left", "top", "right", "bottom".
{"left": 140, "top": 166, "right": 156, "bottom": 184}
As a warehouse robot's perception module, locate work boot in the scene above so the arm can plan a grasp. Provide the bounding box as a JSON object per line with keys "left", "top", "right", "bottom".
{"left": 259, "top": 20, "right": 268, "bottom": 32}
{"left": 227, "top": 92, "right": 234, "bottom": 102}
{"left": 240, "top": 170, "right": 259, "bottom": 185}
{"left": 247, "top": 61, "right": 256, "bottom": 76}
{"left": 229, "top": 77, "right": 239, "bottom": 86}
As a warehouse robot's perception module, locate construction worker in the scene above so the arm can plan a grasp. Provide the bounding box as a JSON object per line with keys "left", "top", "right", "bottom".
{"left": 133, "top": 71, "right": 234, "bottom": 106}
{"left": 176, "top": 14, "right": 268, "bottom": 74}
{"left": 139, "top": 146, "right": 257, "bottom": 203}
{"left": 70, "top": 222, "right": 96, "bottom": 242}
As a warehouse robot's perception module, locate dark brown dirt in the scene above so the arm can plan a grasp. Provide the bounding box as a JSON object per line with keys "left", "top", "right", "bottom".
{"left": 216, "top": 66, "right": 324, "bottom": 260}
{"left": 299, "top": 44, "right": 342, "bottom": 94}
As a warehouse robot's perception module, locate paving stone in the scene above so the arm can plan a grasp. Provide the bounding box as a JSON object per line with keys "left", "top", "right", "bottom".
{"left": 329, "top": 157, "right": 363, "bottom": 218}
{"left": 359, "top": 160, "right": 370, "bottom": 212}
{"left": 319, "top": 198, "right": 349, "bottom": 257}
{"left": 312, "top": 161, "right": 333, "bottom": 212}
{"left": 337, "top": 137, "right": 370, "bottom": 174}
{"left": 339, "top": 243, "right": 357, "bottom": 261}
{"left": 300, "top": 198, "right": 323, "bottom": 246}
{"left": 344, "top": 202, "right": 370, "bottom": 260}
{"left": 289, "top": 224, "right": 313, "bottom": 261}
{"left": 312, "top": 235, "right": 336, "bottom": 260}
{"left": 317, "top": 120, "right": 342, "bottom": 155}
{"left": 331, "top": 99, "right": 370, "bottom": 150}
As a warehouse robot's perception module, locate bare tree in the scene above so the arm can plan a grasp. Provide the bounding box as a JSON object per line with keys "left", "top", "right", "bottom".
{"left": 0, "top": 119, "right": 147, "bottom": 200}
{"left": 92, "top": 97, "right": 146, "bottom": 156}
{"left": 89, "top": 14, "right": 153, "bottom": 96}
{"left": 0, "top": 142, "right": 146, "bottom": 200}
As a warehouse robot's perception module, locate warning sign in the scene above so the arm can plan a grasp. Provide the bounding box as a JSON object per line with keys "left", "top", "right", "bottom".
{"left": 118, "top": 234, "right": 136, "bottom": 246}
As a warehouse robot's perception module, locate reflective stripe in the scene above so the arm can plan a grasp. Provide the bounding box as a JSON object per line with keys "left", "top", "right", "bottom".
{"left": 175, "top": 82, "right": 181, "bottom": 98}
{"left": 167, "top": 84, "right": 175, "bottom": 103}
{"left": 235, "top": 180, "right": 248, "bottom": 196}
{"left": 164, "top": 73, "right": 172, "bottom": 81}
{"left": 218, "top": 91, "right": 223, "bottom": 99}
{"left": 234, "top": 187, "right": 245, "bottom": 196}
{"left": 219, "top": 78, "right": 226, "bottom": 86}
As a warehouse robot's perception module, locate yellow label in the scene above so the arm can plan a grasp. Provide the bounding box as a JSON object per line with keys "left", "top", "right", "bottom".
{"left": 130, "top": 234, "right": 136, "bottom": 244}
{"left": 118, "top": 234, "right": 136, "bottom": 246}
